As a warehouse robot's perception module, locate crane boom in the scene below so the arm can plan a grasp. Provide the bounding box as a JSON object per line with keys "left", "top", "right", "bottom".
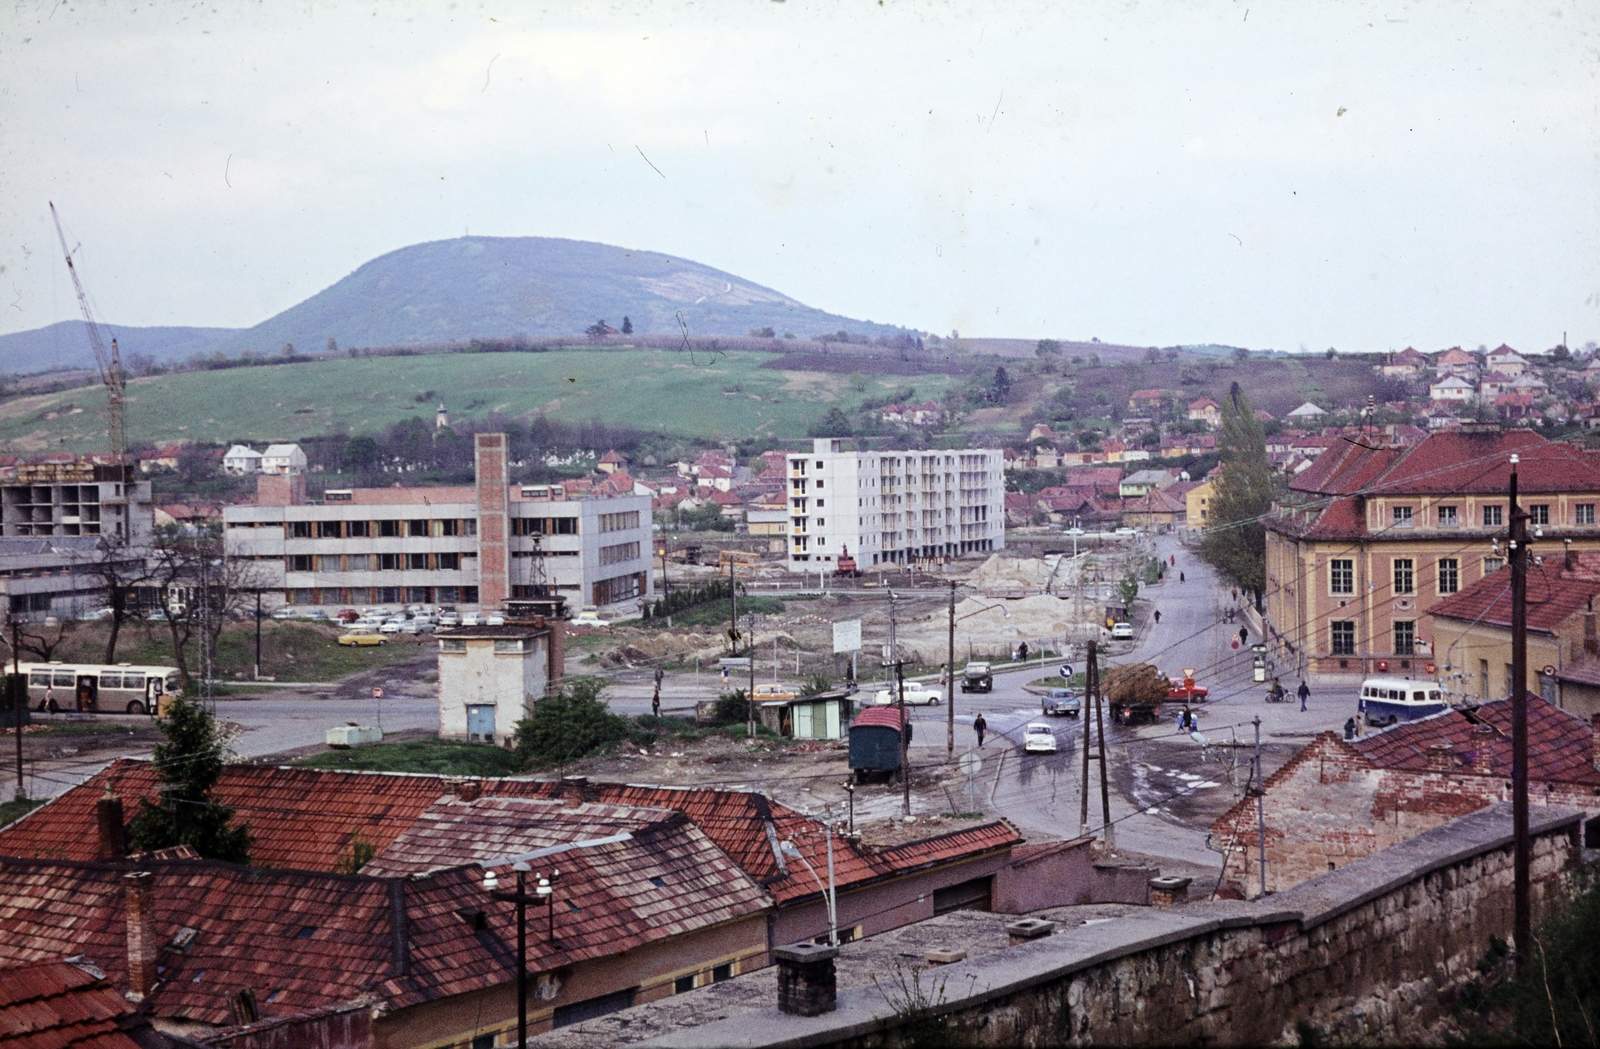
{"left": 49, "top": 201, "right": 126, "bottom": 463}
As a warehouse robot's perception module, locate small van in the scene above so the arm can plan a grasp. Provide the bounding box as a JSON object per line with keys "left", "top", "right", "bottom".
{"left": 1358, "top": 677, "right": 1446, "bottom": 727}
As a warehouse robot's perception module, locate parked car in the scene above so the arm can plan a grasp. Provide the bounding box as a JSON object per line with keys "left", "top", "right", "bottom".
{"left": 437, "top": 611, "right": 460, "bottom": 628}
{"left": 1111, "top": 622, "right": 1135, "bottom": 640}
{"left": 302, "top": 609, "right": 329, "bottom": 621}
{"left": 873, "top": 686, "right": 941, "bottom": 706}
{"left": 571, "top": 606, "right": 605, "bottom": 626}
{"left": 1041, "top": 688, "right": 1081, "bottom": 717}
{"left": 379, "top": 620, "right": 405, "bottom": 634}
{"left": 1167, "top": 677, "right": 1209, "bottom": 702}
{"left": 1023, "top": 723, "right": 1058, "bottom": 753}
{"left": 338, "top": 628, "right": 387, "bottom": 647}
{"left": 335, "top": 609, "right": 361, "bottom": 623}
{"left": 271, "top": 607, "right": 299, "bottom": 620}
{"left": 484, "top": 613, "right": 505, "bottom": 626}
{"left": 459, "top": 612, "right": 482, "bottom": 628}
{"left": 399, "top": 620, "right": 434, "bottom": 635}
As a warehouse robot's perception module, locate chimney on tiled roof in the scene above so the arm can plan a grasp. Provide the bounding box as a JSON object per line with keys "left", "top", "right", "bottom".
{"left": 96, "top": 788, "right": 126, "bottom": 860}
{"left": 1426, "top": 743, "right": 1455, "bottom": 772}
{"left": 1469, "top": 725, "right": 1497, "bottom": 773}
{"left": 1591, "top": 714, "right": 1600, "bottom": 773}
{"left": 561, "top": 776, "right": 592, "bottom": 808}
{"left": 774, "top": 942, "right": 838, "bottom": 1016}
{"left": 122, "top": 871, "right": 158, "bottom": 1001}
{"left": 447, "top": 778, "right": 482, "bottom": 803}
{"left": 1586, "top": 599, "right": 1597, "bottom": 658}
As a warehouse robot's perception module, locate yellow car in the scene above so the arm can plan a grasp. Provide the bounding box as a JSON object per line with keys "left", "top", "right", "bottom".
{"left": 338, "top": 628, "right": 388, "bottom": 647}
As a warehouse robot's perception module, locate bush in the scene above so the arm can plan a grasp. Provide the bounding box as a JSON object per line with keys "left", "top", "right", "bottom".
{"left": 709, "top": 689, "right": 751, "bottom": 726}
{"left": 513, "top": 678, "right": 629, "bottom": 767}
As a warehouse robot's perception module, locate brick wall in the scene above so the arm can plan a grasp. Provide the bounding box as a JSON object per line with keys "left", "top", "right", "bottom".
{"left": 1212, "top": 732, "right": 1597, "bottom": 894}
{"left": 651, "top": 804, "right": 1583, "bottom": 1049}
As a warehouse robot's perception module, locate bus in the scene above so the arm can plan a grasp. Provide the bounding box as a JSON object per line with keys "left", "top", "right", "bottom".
{"left": 19, "top": 662, "right": 180, "bottom": 715}
{"left": 1357, "top": 676, "right": 1448, "bottom": 728}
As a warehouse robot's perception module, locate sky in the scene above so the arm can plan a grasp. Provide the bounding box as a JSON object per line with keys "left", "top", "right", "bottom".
{"left": 1, "top": 0, "right": 1596, "bottom": 353}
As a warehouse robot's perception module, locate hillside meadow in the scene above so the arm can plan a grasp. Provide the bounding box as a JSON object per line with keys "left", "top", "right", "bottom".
{"left": 0, "top": 348, "right": 960, "bottom": 452}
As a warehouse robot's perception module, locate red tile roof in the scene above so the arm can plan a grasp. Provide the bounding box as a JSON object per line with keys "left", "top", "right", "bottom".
{"left": 1428, "top": 555, "right": 1600, "bottom": 635}
{"left": 1295, "top": 429, "right": 1600, "bottom": 498}
{"left": 0, "top": 959, "right": 161, "bottom": 1049}
{"left": 1350, "top": 694, "right": 1600, "bottom": 784}
{"left": 0, "top": 762, "right": 1018, "bottom": 913}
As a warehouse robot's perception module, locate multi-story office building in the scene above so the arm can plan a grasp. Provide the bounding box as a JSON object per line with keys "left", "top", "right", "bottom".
{"left": 224, "top": 433, "right": 653, "bottom": 614}
{"left": 0, "top": 460, "right": 154, "bottom": 544}
{"left": 785, "top": 438, "right": 1004, "bottom": 570}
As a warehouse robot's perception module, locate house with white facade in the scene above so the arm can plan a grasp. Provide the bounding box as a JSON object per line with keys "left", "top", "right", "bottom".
{"left": 1285, "top": 401, "right": 1328, "bottom": 422}
{"left": 1429, "top": 375, "right": 1476, "bottom": 402}
{"left": 260, "top": 444, "right": 308, "bottom": 475}
{"left": 221, "top": 445, "right": 264, "bottom": 476}
{"left": 785, "top": 438, "right": 1003, "bottom": 570}
{"left": 437, "top": 621, "right": 561, "bottom": 744}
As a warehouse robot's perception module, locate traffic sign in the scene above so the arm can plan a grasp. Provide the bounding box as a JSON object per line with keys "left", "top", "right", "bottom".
{"left": 1230, "top": 639, "right": 1240, "bottom": 650}
{"left": 1182, "top": 667, "right": 1196, "bottom": 679}
{"left": 959, "top": 751, "right": 984, "bottom": 776}
{"left": 371, "top": 687, "right": 384, "bottom": 699}
{"left": 1058, "top": 664, "right": 1074, "bottom": 679}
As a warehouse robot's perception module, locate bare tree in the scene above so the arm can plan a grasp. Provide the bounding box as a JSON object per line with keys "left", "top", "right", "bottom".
{"left": 80, "top": 537, "right": 152, "bottom": 665}
{"left": 4, "top": 618, "right": 75, "bottom": 663}
{"left": 146, "top": 525, "right": 270, "bottom": 692}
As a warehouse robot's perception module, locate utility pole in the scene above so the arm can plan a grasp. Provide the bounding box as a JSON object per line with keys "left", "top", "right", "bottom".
{"left": 1093, "top": 649, "right": 1113, "bottom": 850}
{"left": 748, "top": 611, "right": 757, "bottom": 736}
{"left": 1253, "top": 715, "right": 1266, "bottom": 897}
{"left": 11, "top": 618, "right": 22, "bottom": 801}
{"left": 897, "top": 657, "right": 910, "bottom": 818}
{"left": 1508, "top": 453, "right": 1531, "bottom": 960}
{"left": 1080, "top": 640, "right": 1095, "bottom": 837}
{"left": 946, "top": 580, "right": 956, "bottom": 758}
{"left": 254, "top": 590, "right": 262, "bottom": 681}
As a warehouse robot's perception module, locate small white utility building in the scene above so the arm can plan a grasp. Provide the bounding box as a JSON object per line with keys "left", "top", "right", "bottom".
{"left": 436, "top": 622, "right": 562, "bottom": 744}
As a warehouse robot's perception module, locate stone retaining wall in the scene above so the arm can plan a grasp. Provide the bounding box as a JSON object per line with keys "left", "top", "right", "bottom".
{"left": 645, "top": 803, "right": 1583, "bottom": 1048}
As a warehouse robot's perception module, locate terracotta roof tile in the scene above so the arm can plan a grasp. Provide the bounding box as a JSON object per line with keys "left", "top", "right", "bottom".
{"left": 0, "top": 959, "right": 155, "bottom": 1049}
{"left": 1349, "top": 694, "right": 1600, "bottom": 784}
{"left": 1428, "top": 557, "right": 1600, "bottom": 634}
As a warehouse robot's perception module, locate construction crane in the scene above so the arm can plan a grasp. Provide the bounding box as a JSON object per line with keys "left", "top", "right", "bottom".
{"left": 49, "top": 202, "right": 126, "bottom": 463}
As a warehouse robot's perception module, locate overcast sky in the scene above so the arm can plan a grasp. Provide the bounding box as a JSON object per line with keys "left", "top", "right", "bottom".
{"left": 1, "top": 0, "right": 1595, "bottom": 352}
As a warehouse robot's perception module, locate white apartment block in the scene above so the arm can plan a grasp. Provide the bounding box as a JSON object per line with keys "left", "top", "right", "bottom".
{"left": 785, "top": 438, "right": 1004, "bottom": 569}
{"left": 223, "top": 434, "right": 652, "bottom": 613}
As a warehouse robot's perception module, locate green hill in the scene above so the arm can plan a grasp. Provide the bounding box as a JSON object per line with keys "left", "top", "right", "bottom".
{"left": 205, "top": 236, "right": 909, "bottom": 358}
{"left": 0, "top": 322, "right": 242, "bottom": 376}
{"left": 0, "top": 348, "right": 959, "bottom": 452}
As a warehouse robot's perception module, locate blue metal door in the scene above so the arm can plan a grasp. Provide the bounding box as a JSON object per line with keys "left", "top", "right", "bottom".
{"left": 467, "top": 705, "right": 495, "bottom": 742}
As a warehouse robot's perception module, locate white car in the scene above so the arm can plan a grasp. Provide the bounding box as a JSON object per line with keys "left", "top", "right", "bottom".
{"left": 571, "top": 606, "right": 605, "bottom": 626}
{"left": 1023, "top": 723, "right": 1058, "bottom": 753}
{"left": 379, "top": 620, "right": 405, "bottom": 634}
{"left": 437, "top": 612, "right": 460, "bottom": 628}
{"left": 874, "top": 687, "right": 941, "bottom": 706}
{"left": 398, "top": 620, "right": 434, "bottom": 635}
{"left": 459, "top": 612, "right": 482, "bottom": 627}
{"left": 271, "top": 607, "right": 299, "bottom": 620}
{"left": 1111, "top": 622, "right": 1134, "bottom": 640}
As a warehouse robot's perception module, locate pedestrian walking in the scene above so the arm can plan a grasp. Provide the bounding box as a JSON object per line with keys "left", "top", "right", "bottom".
{"left": 1179, "top": 571, "right": 1185, "bottom": 582}
{"left": 43, "top": 684, "right": 54, "bottom": 713}
{"left": 1153, "top": 609, "right": 1162, "bottom": 625}
{"left": 1344, "top": 717, "right": 1357, "bottom": 740}
{"left": 973, "top": 713, "right": 988, "bottom": 748}
{"left": 1297, "top": 680, "right": 1310, "bottom": 712}
{"left": 1170, "top": 555, "right": 1176, "bottom": 566}
{"left": 1238, "top": 626, "right": 1248, "bottom": 645}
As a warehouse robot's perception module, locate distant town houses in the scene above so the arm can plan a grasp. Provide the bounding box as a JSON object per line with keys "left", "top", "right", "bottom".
{"left": 879, "top": 400, "right": 941, "bottom": 425}
{"left": 1186, "top": 396, "right": 1222, "bottom": 427}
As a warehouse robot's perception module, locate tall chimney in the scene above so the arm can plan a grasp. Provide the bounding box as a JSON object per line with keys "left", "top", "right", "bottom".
{"left": 123, "top": 871, "right": 159, "bottom": 1001}
{"left": 1425, "top": 743, "right": 1455, "bottom": 772}
{"left": 561, "top": 776, "right": 590, "bottom": 808}
{"left": 96, "top": 790, "right": 126, "bottom": 860}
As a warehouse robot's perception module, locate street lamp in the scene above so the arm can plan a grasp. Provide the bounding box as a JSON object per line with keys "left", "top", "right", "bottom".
{"left": 779, "top": 837, "right": 837, "bottom": 946}
{"left": 483, "top": 861, "right": 560, "bottom": 1048}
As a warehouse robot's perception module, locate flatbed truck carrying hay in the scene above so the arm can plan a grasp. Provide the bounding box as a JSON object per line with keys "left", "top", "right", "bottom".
{"left": 1102, "top": 662, "right": 1171, "bottom": 725}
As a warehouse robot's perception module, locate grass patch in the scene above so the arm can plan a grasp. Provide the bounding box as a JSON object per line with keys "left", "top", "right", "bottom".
{"left": 292, "top": 738, "right": 524, "bottom": 777}
{"left": 45, "top": 620, "right": 427, "bottom": 685}
{"left": 0, "top": 797, "right": 45, "bottom": 828}
{"left": 646, "top": 595, "right": 786, "bottom": 629}
{"left": 1031, "top": 672, "right": 1086, "bottom": 689}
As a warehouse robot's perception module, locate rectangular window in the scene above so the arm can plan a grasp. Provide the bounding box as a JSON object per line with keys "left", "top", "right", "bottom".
{"left": 1329, "top": 559, "right": 1354, "bottom": 595}
{"left": 405, "top": 587, "right": 430, "bottom": 603}
{"left": 346, "top": 520, "right": 370, "bottom": 538}
{"left": 408, "top": 520, "right": 428, "bottom": 537}
{"left": 1438, "top": 558, "right": 1459, "bottom": 594}
{"left": 379, "top": 553, "right": 401, "bottom": 571}
{"left": 1530, "top": 505, "right": 1549, "bottom": 526}
{"left": 1578, "top": 504, "right": 1596, "bottom": 526}
{"left": 1392, "top": 505, "right": 1414, "bottom": 528}
{"left": 436, "top": 552, "right": 459, "bottom": 570}
{"left": 1393, "top": 620, "right": 1415, "bottom": 656}
{"left": 344, "top": 554, "right": 372, "bottom": 572}
{"left": 493, "top": 639, "right": 524, "bottom": 653}
{"left": 675, "top": 975, "right": 696, "bottom": 994}
{"left": 1436, "top": 505, "right": 1458, "bottom": 528}
{"left": 378, "top": 520, "right": 401, "bottom": 538}
{"left": 406, "top": 553, "right": 429, "bottom": 570}
{"left": 290, "top": 521, "right": 312, "bottom": 538}
{"left": 1484, "top": 556, "right": 1505, "bottom": 574}
{"left": 377, "top": 586, "right": 402, "bottom": 603}
{"left": 1330, "top": 621, "right": 1356, "bottom": 656}
{"left": 1392, "top": 558, "right": 1414, "bottom": 595}
{"left": 1483, "top": 505, "right": 1503, "bottom": 527}
{"left": 598, "top": 511, "right": 639, "bottom": 533}
{"left": 439, "top": 639, "right": 467, "bottom": 653}
{"left": 287, "top": 555, "right": 313, "bottom": 572}
{"left": 553, "top": 988, "right": 637, "bottom": 1029}
{"left": 599, "top": 542, "right": 641, "bottom": 566}
{"left": 461, "top": 586, "right": 479, "bottom": 603}
{"left": 317, "top": 520, "right": 341, "bottom": 538}
{"left": 440, "top": 518, "right": 460, "bottom": 536}
{"left": 436, "top": 586, "right": 460, "bottom": 604}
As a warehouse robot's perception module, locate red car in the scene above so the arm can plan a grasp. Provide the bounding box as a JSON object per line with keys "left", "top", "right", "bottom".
{"left": 1168, "top": 677, "right": 1209, "bottom": 702}
{"left": 335, "top": 608, "right": 361, "bottom": 623}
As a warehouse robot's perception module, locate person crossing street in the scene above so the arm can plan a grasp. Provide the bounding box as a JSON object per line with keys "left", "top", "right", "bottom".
{"left": 973, "top": 713, "right": 988, "bottom": 748}
{"left": 1298, "top": 679, "right": 1310, "bottom": 711}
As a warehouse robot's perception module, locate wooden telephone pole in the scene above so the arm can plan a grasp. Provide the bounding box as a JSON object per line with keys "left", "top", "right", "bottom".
{"left": 1508, "top": 454, "right": 1531, "bottom": 960}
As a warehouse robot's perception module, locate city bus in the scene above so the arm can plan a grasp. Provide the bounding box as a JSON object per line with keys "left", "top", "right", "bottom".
{"left": 1357, "top": 676, "right": 1447, "bottom": 728}
{"left": 18, "top": 662, "right": 180, "bottom": 715}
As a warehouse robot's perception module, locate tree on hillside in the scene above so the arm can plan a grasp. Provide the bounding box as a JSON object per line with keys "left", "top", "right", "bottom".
{"left": 127, "top": 696, "right": 252, "bottom": 863}
{"left": 809, "top": 407, "right": 853, "bottom": 438}
{"left": 1036, "top": 339, "right": 1061, "bottom": 359}
{"left": 991, "top": 366, "right": 1013, "bottom": 403}
{"left": 1202, "top": 382, "right": 1273, "bottom": 607}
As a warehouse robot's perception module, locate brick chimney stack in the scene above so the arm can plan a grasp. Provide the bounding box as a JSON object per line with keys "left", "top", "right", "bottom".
{"left": 561, "top": 776, "right": 591, "bottom": 808}
{"left": 123, "top": 871, "right": 159, "bottom": 1001}
{"left": 1591, "top": 714, "right": 1600, "bottom": 773}
{"left": 1426, "top": 743, "right": 1455, "bottom": 771}
{"left": 96, "top": 789, "right": 126, "bottom": 860}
